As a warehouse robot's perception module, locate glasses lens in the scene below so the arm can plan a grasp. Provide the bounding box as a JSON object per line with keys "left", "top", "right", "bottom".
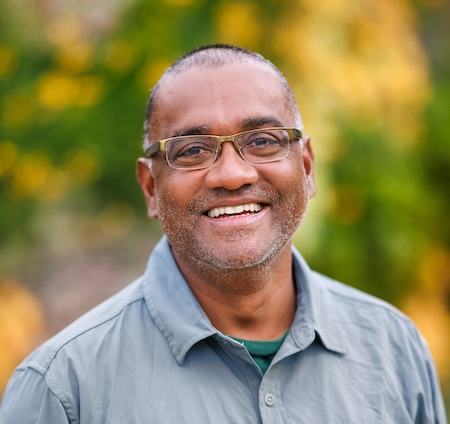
{"left": 166, "top": 137, "right": 217, "bottom": 169}
{"left": 238, "top": 129, "right": 290, "bottom": 163}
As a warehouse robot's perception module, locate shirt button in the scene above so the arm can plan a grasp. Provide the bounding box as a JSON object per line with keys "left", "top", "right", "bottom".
{"left": 264, "top": 393, "right": 275, "bottom": 407}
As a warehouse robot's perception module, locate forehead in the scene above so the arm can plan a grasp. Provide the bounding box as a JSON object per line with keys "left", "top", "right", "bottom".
{"left": 151, "top": 61, "right": 293, "bottom": 137}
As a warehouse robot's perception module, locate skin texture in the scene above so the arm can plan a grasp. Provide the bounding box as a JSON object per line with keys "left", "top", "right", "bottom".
{"left": 137, "top": 61, "right": 316, "bottom": 340}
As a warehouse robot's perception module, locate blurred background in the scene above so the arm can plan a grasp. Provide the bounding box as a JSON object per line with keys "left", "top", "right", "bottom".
{"left": 0, "top": 0, "right": 449, "bottom": 415}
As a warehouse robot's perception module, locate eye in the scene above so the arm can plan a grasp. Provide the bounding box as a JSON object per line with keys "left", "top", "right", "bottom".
{"left": 176, "top": 142, "right": 214, "bottom": 158}
{"left": 167, "top": 138, "right": 216, "bottom": 166}
{"left": 241, "top": 132, "right": 280, "bottom": 151}
{"left": 178, "top": 145, "right": 206, "bottom": 157}
{"left": 250, "top": 136, "right": 278, "bottom": 147}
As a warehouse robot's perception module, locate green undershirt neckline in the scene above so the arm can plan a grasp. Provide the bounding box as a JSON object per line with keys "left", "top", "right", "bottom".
{"left": 230, "top": 331, "right": 288, "bottom": 374}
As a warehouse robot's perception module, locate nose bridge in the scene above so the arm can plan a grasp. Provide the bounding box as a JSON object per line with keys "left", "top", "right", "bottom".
{"left": 205, "top": 135, "right": 258, "bottom": 190}
{"left": 216, "top": 134, "right": 241, "bottom": 158}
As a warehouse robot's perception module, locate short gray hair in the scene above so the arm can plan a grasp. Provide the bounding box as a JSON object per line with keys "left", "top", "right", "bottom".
{"left": 143, "top": 44, "right": 302, "bottom": 150}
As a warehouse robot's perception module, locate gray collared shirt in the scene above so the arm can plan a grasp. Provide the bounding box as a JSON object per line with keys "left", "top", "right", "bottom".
{"left": 0, "top": 237, "right": 446, "bottom": 423}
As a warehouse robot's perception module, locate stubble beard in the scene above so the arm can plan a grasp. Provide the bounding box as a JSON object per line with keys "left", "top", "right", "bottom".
{"left": 157, "top": 180, "right": 309, "bottom": 292}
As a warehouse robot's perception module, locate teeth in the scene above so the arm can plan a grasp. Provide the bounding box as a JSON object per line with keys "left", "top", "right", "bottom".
{"left": 208, "top": 203, "right": 262, "bottom": 218}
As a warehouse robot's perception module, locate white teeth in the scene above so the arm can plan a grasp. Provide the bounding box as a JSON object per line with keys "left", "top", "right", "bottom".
{"left": 207, "top": 203, "right": 262, "bottom": 218}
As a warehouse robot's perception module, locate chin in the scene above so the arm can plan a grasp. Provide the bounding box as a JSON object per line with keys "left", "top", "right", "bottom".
{"left": 201, "top": 240, "right": 289, "bottom": 271}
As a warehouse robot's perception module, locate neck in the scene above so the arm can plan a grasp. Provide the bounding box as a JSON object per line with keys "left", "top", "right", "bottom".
{"left": 173, "top": 243, "right": 297, "bottom": 340}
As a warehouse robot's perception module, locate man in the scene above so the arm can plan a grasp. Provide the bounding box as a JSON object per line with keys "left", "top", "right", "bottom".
{"left": 0, "top": 44, "right": 446, "bottom": 423}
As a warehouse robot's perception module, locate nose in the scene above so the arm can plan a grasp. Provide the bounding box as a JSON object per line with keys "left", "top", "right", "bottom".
{"left": 204, "top": 142, "right": 258, "bottom": 190}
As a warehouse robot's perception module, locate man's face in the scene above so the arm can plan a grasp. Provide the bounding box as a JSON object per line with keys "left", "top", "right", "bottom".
{"left": 138, "top": 61, "right": 315, "bottom": 273}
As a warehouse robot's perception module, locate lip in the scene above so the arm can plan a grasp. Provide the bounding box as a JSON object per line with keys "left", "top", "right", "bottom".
{"left": 202, "top": 203, "right": 269, "bottom": 228}
{"left": 202, "top": 197, "right": 269, "bottom": 214}
{"left": 207, "top": 203, "right": 262, "bottom": 218}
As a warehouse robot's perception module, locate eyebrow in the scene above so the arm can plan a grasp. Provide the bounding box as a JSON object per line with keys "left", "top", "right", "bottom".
{"left": 174, "top": 126, "right": 209, "bottom": 137}
{"left": 240, "top": 117, "right": 285, "bottom": 130}
{"left": 171, "top": 117, "right": 285, "bottom": 138}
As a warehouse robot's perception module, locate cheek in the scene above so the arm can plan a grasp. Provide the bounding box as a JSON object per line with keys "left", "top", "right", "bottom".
{"left": 153, "top": 168, "right": 187, "bottom": 210}
{"left": 157, "top": 188, "right": 183, "bottom": 220}
{"left": 271, "top": 155, "right": 305, "bottom": 192}
{"left": 155, "top": 179, "right": 199, "bottom": 232}
{"left": 273, "top": 161, "right": 309, "bottom": 223}
{"left": 156, "top": 195, "right": 182, "bottom": 238}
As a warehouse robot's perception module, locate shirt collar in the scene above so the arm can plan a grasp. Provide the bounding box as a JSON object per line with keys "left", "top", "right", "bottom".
{"left": 291, "top": 248, "right": 347, "bottom": 355}
{"left": 143, "top": 237, "right": 346, "bottom": 365}
{"left": 143, "top": 237, "right": 217, "bottom": 365}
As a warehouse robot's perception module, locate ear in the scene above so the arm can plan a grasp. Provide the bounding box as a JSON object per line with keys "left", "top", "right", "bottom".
{"left": 301, "top": 135, "right": 317, "bottom": 198}
{"left": 136, "top": 158, "right": 159, "bottom": 219}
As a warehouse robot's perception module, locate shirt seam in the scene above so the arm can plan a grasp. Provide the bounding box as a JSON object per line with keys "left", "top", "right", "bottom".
{"left": 39, "top": 291, "right": 146, "bottom": 373}
{"left": 16, "top": 366, "right": 78, "bottom": 424}
{"left": 327, "top": 284, "right": 415, "bottom": 327}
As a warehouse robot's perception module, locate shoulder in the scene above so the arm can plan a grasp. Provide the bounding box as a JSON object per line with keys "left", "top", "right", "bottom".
{"left": 22, "top": 275, "right": 149, "bottom": 375}
{"left": 313, "top": 270, "right": 412, "bottom": 324}
{"left": 292, "top": 247, "right": 416, "bottom": 336}
{"left": 309, "top": 270, "right": 428, "bottom": 359}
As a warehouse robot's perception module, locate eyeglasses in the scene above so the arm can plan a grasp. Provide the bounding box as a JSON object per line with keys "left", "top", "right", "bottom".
{"left": 145, "top": 127, "right": 303, "bottom": 170}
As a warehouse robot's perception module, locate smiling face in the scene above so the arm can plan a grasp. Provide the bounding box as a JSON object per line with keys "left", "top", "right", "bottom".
{"left": 138, "top": 61, "right": 315, "bottom": 276}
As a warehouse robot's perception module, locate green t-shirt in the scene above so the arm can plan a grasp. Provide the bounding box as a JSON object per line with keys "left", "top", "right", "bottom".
{"left": 231, "top": 332, "right": 288, "bottom": 374}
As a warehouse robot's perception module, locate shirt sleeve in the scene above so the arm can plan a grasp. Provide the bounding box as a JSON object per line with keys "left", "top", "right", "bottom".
{"left": 418, "top": 335, "right": 447, "bottom": 424}
{"left": 0, "top": 367, "right": 71, "bottom": 424}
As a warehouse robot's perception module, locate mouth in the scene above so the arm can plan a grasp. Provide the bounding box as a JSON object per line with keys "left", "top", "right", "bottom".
{"left": 207, "top": 203, "right": 263, "bottom": 218}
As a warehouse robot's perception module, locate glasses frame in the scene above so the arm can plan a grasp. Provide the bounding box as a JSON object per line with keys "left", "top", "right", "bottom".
{"left": 144, "top": 127, "right": 303, "bottom": 170}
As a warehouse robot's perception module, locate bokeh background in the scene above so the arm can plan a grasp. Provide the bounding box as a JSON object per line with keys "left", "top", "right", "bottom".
{"left": 0, "top": 0, "right": 449, "bottom": 415}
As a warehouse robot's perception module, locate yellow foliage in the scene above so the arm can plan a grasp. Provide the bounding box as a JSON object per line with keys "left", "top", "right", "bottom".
{"left": 270, "top": 0, "right": 429, "bottom": 153}
{"left": 163, "top": 0, "right": 199, "bottom": 5}
{"left": 0, "top": 45, "right": 17, "bottom": 79}
{"left": 37, "top": 72, "right": 80, "bottom": 109}
{"left": 0, "top": 280, "right": 47, "bottom": 396}
{"left": 56, "top": 41, "right": 94, "bottom": 73}
{"left": 11, "top": 152, "right": 51, "bottom": 198}
{"left": 140, "top": 59, "right": 173, "bottom": 90}
{"left": 4, "top": 148, "right": 100, "bottom": 201}
{"left": 402, "top": 295, "right": 450, "bottom": 382}
{"left": 36, "top": 71, "right": 103, "bottom": 110}
{"left": 215, "top": 2, "right": 262, "bottom": 48}
{"left": 401, "top": 244, "right": 450, "bottom": 380}
{"left": 419, "top": 244, "right": 450, "bottom": 296}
